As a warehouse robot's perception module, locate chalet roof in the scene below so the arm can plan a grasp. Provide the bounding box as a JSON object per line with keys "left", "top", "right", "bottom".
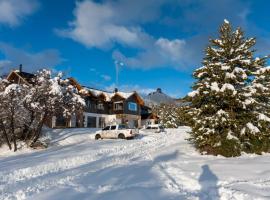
{"left": 7, "top": 70, "right": 35, "bottom": 85}
{"left": 85, "top": 87, "right": 113, "bottom": 101}
{"left": 80, "top": 86, "right": 144, "bottom": 105}
{"left": 66, "top": 77, "right": 144, "bottom": 105}
{"left": 16, "top": 71, "right": 35, "bottom": 82}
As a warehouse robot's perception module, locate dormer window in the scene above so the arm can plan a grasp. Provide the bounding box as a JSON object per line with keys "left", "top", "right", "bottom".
{"left": 114, "top": 101, "right": 123, "bottom": 110}
{"left": 97, "top": 102, "right": 104, "bottom": 110}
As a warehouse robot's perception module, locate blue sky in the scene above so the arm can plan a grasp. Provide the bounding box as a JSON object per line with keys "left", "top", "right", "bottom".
{"left": 0, "top": 0, "right": 270, "bottom": 98}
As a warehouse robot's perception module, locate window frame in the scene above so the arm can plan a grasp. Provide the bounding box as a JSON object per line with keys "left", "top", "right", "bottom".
{"left": 113, "top": 101, "right": 124, "bottom": 111}
{"left": 97, "top": 102, "right": 104, "bottom": 110}
{"left": 128, "top": 102, "right": 137, "bottom": 111}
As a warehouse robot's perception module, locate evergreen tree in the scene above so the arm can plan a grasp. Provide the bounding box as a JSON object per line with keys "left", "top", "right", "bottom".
{"left": 188, "top": 20, "right": 268, "bottom": 156}
{"left": 152, "top": 103, "right": 190, "bottom": 128}
{"left": 245, "top": 66, "right": 270, "bottom": 153}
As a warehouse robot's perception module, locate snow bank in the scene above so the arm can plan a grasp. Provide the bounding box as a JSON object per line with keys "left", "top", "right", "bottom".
{"left": 43, "top": 128, "right": 99, "bottom": 146}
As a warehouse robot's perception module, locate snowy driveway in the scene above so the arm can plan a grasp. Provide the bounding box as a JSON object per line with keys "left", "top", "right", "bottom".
{"left": 1, "top": 127, "right": 270, "bottom": 199}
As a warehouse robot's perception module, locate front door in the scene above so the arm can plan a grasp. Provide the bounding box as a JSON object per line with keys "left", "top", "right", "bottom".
{"left": 87, "top": 116, "right": 96, "bottom": 128}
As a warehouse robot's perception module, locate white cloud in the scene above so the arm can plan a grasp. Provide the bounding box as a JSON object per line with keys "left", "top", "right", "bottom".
{"left": 155, "top": 38, "right": 186, "bottom": 62}
{"left": 57, "top": 0, "right": 153, "bottom": 49}
{"left": 57, "top": 0, "right": 190, "bottom": 69}
{"left": 101, "top": 74, "right": 111, "bottom": 81}
{"left": 0, "top": 43, "right": 62, "bottom": 75}
{"left": 105, "top": 83, "right": 155, "bottom": 96}
{"left": 112, "top": 37, "right": 187, "bottom": 69}
{"left": 0, "top": 0, "right": 39, "bottom": 27}
{"left": 57, "top": 0, "right": 252, "bottom": 70}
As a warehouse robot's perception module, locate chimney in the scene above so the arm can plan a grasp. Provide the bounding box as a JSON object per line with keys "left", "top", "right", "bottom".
{"left": 114, "top": 88, "right": 118, "bottom": 93}
{"left": 19, "top": 64, "right": 22, "bottom": 73}
{"left": 157, "top": 88, "right": 162, "bottom": 93}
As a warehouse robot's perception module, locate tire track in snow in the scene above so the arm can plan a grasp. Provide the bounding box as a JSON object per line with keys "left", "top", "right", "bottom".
{"left": 0, "top": 132, "right": 174, "bottom": 199}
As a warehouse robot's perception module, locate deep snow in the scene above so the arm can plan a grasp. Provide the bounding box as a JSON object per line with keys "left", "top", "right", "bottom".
{"left": 1, "top": 127, "right": 270, "bottom": 199}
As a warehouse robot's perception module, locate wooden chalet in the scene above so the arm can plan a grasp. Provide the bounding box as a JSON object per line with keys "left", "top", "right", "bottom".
{"left": 6, "top": 67, "right": 148, "bottom": 129}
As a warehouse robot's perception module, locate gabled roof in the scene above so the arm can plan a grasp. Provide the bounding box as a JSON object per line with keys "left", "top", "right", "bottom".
{"left": 79, "top": 87, "right": 144, "bottom": 105}
{"left": 68, "top": 77, "right": 82, "bottom": 91}
{"left": 7, "top": 70, "right": 35, "bottom": 85}
{"left": 67, "top": 77, "right": 145, "bottom": 105}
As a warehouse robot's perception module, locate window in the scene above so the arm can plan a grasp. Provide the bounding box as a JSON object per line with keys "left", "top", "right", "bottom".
{"left": 87, "top": 116, "right": 96, "bottom": 128}
{"left": 55, "top": 116, "right": 66, "bottom": 127}
{"left": 119, "top": 124, "right": 127, "bottom": 129}
{"left": 97, "top": 103, "right": 104, "bottom": 110}
{"left": 102, "top": 126, "right": 110, "bottom": 130}
{"left": 128, "top": 102, "right": 137, "bottom": 111}
{"left": 114, "top": 101, "right": 123, "bottom": 110}
{"left": 111, "top": 125, "right": 116, "bottom": 130}
{"left": 86, "top": 100, "right": 91, "bottom": 109}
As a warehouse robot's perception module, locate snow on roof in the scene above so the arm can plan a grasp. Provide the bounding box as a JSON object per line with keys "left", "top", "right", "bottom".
{"left": 116, "top": 91, "right": 134, "bottom": 99}
{"left": 80, "top": 87, "right": 137, "bottom": 102}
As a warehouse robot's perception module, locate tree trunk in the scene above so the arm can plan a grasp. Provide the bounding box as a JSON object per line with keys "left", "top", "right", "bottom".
{"left": 0, "top": 121, "right": 12, "bottom": 150}
{"left": 10, "top": 111, "right": 17, "bottom": 152}
{"left": 24, "top": 111, "right": 35, "bottom": 142}
{"left": 31, "top": 113, "right": 47, "bottom": 145}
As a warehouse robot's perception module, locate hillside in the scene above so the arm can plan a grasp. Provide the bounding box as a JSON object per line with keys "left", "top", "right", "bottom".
{"left": 1, "top": 127, "right": 270, "bottom": 199}
{"left": 144, "top": 88, "right": 175, "bottom": 106}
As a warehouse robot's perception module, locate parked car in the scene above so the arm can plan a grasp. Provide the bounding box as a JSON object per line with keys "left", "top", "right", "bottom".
{"left": 143, "top": 124, "right": 165, "bottom": 133}
{"left": 95, "top": 124, "right": 139, "bottom": 140}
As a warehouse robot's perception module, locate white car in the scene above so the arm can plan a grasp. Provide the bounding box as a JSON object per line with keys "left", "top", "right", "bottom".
{"left": 143, "top": 124, "right": 165, "bottom": 133}
{"left": 95, "top": 124, "right": 139, "bottom": 140}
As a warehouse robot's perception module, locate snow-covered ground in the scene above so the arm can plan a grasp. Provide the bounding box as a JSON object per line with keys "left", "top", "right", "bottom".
{"left": 1, "top": 127, "right": 270, "bottom": 200}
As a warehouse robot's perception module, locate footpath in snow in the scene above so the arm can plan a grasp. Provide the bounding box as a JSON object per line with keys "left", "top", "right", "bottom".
{"left": 1, "top": 127, "right": 270, "bottom": 200}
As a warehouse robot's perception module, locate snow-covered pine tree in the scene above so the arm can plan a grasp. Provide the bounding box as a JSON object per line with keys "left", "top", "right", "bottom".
{"left": 152, "top": 103, "right": 189, "bottom": 128}
{"left": 188, "top": 20, "right": 267, "bottom": 156}
{"left": 245, "top": 66, "right": 270, "bottom": 153}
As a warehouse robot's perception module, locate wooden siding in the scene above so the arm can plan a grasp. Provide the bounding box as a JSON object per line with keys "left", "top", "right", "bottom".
{"left": 84, "top": 97, "right": 110, "bottom": 114}
{"left": 84, "top": 93, "right": 142, "bottom": 116}
{"left": 123, "top": 95, "right": 141, "bottom": 115}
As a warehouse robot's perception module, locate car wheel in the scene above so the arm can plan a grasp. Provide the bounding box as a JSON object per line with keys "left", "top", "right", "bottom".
{"left": 95, "top": 134, "right": 101, "bottom": 140}
{"left": 118, "top": 133, "right": 125, "bottom": 139}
